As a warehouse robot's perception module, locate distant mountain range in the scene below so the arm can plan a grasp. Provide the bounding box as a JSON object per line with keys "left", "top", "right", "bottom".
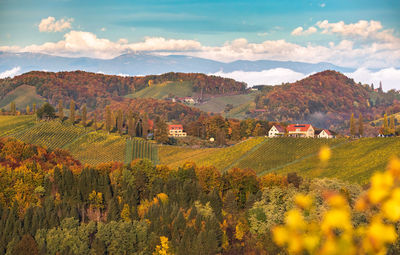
{"left": 0, "top": 51, "right": 355, "bottom": 78}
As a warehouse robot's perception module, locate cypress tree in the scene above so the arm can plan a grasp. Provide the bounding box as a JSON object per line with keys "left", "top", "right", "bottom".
{"left": 81, "top": 104, "right": 87, "bottom": 127}
{"left": 93, "top": 112, "right": 98, "bottom": 130}
{"left": 358, "top": 113, "right": 364, "bottom": 137}
{"left": 390, "top": 115, "right": 395, "bottom": 134}
{"left": 58, "top": 100, "right": 64, "bottom": 120}
{"left": 10, "top": 101, "right": 16, "bottom": 115}
{"left": 117, "top": 109, "right": 123, "bottom": 134}
{"left": 142, "top": 114, "right": 149, "bottom": 138}
{"left": 128, "top": 113, "right": 135, "bottom": 137}
{"left": 69, "top": 100, "right": 75, "bottom": 123}
{"left": 26, "top": 105, "right": 30, "bottom": 115}
{"left": 383, "top": 113, "right": 388, "bottom": 134}
{"left": 105, "top": 106, "right": 111, "bottom": 132}
{"left": 350, "top": 113, "right": 356, "bottom": 137}
{"left": 32, "top": 103, "right": 36, "bottom": 115}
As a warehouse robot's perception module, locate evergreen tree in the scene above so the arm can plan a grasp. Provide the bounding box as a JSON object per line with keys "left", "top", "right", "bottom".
{"left": 350, "top": 113, "right": 356, "bottom": 137}
{"left": 105, "top": 106, "right": 111, "bottom": 132}
{"left": 379, "top": 81, "right": 383, "bottom": 92}
{"left": 81, "top": 104, "right": 87, "bottom": 126}
{"left": 69, "top": 100, "right": 75, "bottom": 123}
{"left": 58, "top": 100, "right": 64, "bottom": 120}
{"left": 358, "top": 113, "right": 364, "bottom": 137}
{"left": 26, "top": 105, "right": 30, "bottom": 115}
{"left": 10, "top": 101, "right": 16, "bottom": 115}
{"left": 32, "top": 103, "right": 36, "bottom": 115}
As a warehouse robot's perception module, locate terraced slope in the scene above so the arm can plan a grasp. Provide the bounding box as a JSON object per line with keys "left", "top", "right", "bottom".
{"left": 275, "top": 138, "right": 400, "bottom": 184}
{"left": 64, "top": 131, "right": 126, "bottom": 165}
{"left": 0, "top": 115, "right": 36, "bottom": 137}
{"left": 11, "top": 120, "right": 89, "bottom": 150}
{"left": 159, "top": 137, "right": 265, "bottom": 169}
{"left": 232, "top": 138, "right": 345, "bottom": 175}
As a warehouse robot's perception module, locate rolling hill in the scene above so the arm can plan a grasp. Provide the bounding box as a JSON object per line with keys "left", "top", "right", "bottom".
{"left": 159, "top": 137, "right": 400, "bottom": 184}
{"left": 254, "top": 70, "right": 400, "bottom": 130}
{"left": 0, "top": 116, "right": 157, "bottom": 165}
{"left": 0, "top": 85, "right": 45, "bottom": 110}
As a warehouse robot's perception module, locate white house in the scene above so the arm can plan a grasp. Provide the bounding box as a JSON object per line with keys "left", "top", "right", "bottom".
{"left": 268, "top": 125, "right": 286, "bottom": 138}
{"left": 168, "top": 124, "right": 187, "bottom": 137}
{"left": 317, "top": 129, "right": 333, "bottom": 138}
{"left": 287, "top": 124, "right": 314, "bottom": 138}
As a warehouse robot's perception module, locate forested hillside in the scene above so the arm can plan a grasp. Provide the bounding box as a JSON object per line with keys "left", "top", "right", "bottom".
{"left": 1, "top": 138, "right": 400, "bottom": 254}
{"left": 255, "top": 70, "right": 400, "bottom": 130}
{"left": 0, "top": 71, "right": 246, "bottom": 110}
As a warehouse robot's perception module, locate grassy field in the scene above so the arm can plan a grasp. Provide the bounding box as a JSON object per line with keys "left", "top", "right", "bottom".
{"left": 194, "top": 92, "right": 258, "bottom": 114}
{"left": 0, "top": 85, "right": 45, "bottom": 110}
{"left": 125, "top": 81, "right": 193, "bottom": 99}
{"left": 274, "top": 138, "right": 400, "bottom": 184}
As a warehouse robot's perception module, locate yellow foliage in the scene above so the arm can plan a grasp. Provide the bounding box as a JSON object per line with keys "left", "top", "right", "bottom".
{"left": 272, "top": 157, "right": 400, "bottom": 254}
{"left": 153, "top": 236, "right": 174, "bottom": 255}
{"left": 319, "top": 145, "right": 331, "bottom": 163}
{"left": 121, "top": 203, "right": 131, "bottom": 222}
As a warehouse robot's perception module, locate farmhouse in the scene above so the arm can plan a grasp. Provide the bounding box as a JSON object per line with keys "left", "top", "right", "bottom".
{"left": 316, "top": 129, "right": 333, "bottom": 138}
{"left": 168, "top": 124, "right": 187, "bottom": 137}
{"left": 268, "top": 125, "right": 286, "bottom": 137}
{"left": 287, "top": 124, "right": 314, "bottom": 138}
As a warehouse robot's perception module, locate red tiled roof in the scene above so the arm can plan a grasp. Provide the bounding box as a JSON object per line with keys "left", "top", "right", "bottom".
{"left": 323, "top": 129, "right": 331, "bottom": 135}
{"left": 169, "top": 124, "right": 183, "bottom": 130}
{"left": 287, "top": 124, "right": 312, "bottom": 132}
{"left": 273, "top": 125, "right": 286, "bottom": 133}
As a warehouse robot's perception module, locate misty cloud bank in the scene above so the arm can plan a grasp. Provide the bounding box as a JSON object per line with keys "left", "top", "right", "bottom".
{"left": 211, "top": 68, "right": 400, "bottom": 91}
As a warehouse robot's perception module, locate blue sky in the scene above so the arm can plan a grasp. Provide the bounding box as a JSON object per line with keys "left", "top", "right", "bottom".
{"left": 1, "top": 0, "right": 399, "bottom": 46}
{"left": 0, "top": 0, "right": 399, "bottom": 71}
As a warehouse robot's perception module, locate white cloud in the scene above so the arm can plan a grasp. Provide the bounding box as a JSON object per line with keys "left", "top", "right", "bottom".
{"left": 101, "top": 27, "right": 106, "bottom": 32}
{"left": 38, "top": 16, "right": 73, "bottom": 32}
{"left": 1, "top": 18, "right": 399, "bottom": 69}
{"left": 320, "top": 3, "right": 326, "bottom": 8}
{"left": 291, "top": 26, "right": 317, "bottom": 36}
{"left": 211, "top": 67, "right": 400, "bottom": 91}
{"left": 210, "top": 68, "right": 309, "bottom": 86}
{"left": 0, "top": 66, "right": 21, "bottom": 79}
{"left": 345, "top": 68, "right": 400, "bottom": 91}
{"left": 316, "top": 20, "right": 399, "bottom": 43}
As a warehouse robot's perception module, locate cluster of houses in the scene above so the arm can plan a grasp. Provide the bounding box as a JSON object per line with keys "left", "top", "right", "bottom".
{"left": 169, "top": 97, "right": 198, "bottom": 104}
{"left": 268, "top": 124, "right": 334, "bottom": 138}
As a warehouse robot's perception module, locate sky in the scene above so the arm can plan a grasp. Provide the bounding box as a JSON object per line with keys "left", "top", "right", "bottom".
{"left": 0, "top": 0, "right": 400, "bottom": 88}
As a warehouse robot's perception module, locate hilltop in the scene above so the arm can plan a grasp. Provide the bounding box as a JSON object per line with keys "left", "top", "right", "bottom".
{"left": 0, "top": 71, "right": 246, "bottom": 110}
{"left": 254, "top": 70, "right": 400, "bottom": 130}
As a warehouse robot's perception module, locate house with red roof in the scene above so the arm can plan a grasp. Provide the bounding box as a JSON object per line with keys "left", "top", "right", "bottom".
{"left": 286, "top": 124, "right": 314, "bottom": 138}
{"left": 316, "top": 129, "right": 333, "bottom": 138}
{"left": 268, "top": 125, "right": 286, "bottom": 137}
{"left": 168, "top": 124, "right": 187, "bottom": 137}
